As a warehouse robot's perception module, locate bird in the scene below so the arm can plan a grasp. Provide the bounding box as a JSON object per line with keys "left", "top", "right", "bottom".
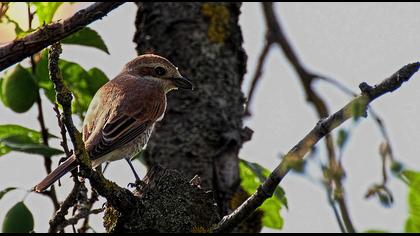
{"left": 34, "top": 54, "right": 193, "bottom": 192}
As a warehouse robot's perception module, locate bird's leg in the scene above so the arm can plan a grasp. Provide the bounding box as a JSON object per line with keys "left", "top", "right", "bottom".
{"left": 102, "top": 162, "right": 110, "bottom": 174}
{"left": 125, "top": 158, "right": 141, "bottom": 181}
{"left": 125, "top": 158, "right": 145, "bottom": 189}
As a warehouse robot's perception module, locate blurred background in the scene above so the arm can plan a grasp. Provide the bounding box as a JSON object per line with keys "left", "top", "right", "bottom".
{"left": 1, "top": 2, "right": 420, "bottom": 233}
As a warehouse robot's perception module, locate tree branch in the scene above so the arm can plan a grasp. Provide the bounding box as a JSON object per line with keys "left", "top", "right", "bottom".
{"left": 214, "top": 62, "right": 420, "bottom": 232}
{"left": 0, "top": 2, "right": 125, "bottom": 72}
{"left": 48, "top": 179, "right": 82, "bottom": 233}
{"left": 244, "top": 37, "right": 272, "bottom": 116}
{"left": 259, "top": 2, "right": 356, "bottom": 231}
{"left": 53, "top": 104, "right": 71, "bottom": 157}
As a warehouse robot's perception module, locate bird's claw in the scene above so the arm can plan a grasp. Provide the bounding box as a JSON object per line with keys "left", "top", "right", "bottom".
{"left": 127, "top": 179, "right": 146, "bottom": 190}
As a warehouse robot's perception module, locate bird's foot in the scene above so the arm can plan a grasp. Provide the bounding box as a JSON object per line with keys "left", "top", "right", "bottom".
{"left": 127, "top": 179, "right": 146, "bottom": 190}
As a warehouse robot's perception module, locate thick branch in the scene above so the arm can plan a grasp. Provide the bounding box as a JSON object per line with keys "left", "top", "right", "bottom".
{"left": 0, "top": 2, "right": 125, "bottom": 72}
{"left": 214, "top": 62, "right": 419, "bottom": 232}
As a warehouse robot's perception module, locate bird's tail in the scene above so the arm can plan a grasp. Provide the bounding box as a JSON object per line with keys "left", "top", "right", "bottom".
{"left": 34, "top": 154, "right": 78, "bottom": 192}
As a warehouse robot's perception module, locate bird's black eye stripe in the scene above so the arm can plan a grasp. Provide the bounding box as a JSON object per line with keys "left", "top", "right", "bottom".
{"left": 155, "top": 66, "right": 166, "bottom": 76}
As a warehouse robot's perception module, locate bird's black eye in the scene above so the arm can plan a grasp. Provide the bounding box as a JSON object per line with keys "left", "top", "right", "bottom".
{"left": 155, "top": 66, "right": 166, "bottom": 76}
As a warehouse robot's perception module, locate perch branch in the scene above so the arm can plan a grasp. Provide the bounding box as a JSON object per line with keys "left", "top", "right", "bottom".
{"left": 214, "top": 62, "right": 420, "bottom": 232}
{"left": 0, "top": 2, "right": 125, "bottom": 72}
{"left": 319, "top": 74, "right": 397, "bottom": 164}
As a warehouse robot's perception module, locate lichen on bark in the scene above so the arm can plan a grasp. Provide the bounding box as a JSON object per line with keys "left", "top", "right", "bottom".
{"left": 104, "top": 166, "right": 220, "bottom": 233}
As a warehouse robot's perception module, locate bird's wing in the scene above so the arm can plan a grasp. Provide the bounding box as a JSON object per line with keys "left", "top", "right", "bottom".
{"left": 82, "top": 75, "right": 166, "bottom": 160}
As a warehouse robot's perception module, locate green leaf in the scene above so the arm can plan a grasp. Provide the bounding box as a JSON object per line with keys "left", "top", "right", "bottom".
{"left": 406, "top": 217, "right": 420, "bottom": 233}
{"left": 351, "top": 99, "right": 367, "bottom": 122}
{"left": 34, "top": 50, "right": 56, "bottom": 103}
{"left": 1, "top": 135, "right": 63, "bottom": 157}
{"left": 364, "top": 229, "right": 389, "bottom": 233}
{"left": 0, "top": 124, "right": 56, "bottom": 141}
{"left": 2, "top": 202, "right": 34, "bottom": 233}
{"left": 31, "top": 2, "right": 63, "bottom": 25}
{"left": 59, "top": 59, "right": 109, "bottom": 118}
{"left": 239, "top": 159, "right": 287, "bottom": 229}
{"left": 59, "top": 59, "right": 95, "bottom": 118}
{"left": 390, "top": 161, "right": 404, "bottom": 176}
{"left": 401, "top": 170, "right": 420, "bottom": 187}
{"left": 260, "top": 197, "right": 284, "bottom": 229}
{"left": 337, "top": 129, "right": 349, "bottom": 149}
{"left": 0, "top": 78, "right": 6, "bottom": 107}
{"left": 273, "top": 185, "right": 288, "bottom": 210}
{"left": 87, "top": 67, "right": 109, "bottom": 94}
{"left": 0, "top": 187, "right": 17, "bottom": 200}
{"left": 0, "top": 124, "right": 58, "bottom": 157}
{"left": 33, "top": 51, "right": 109, "bottom": 117}
{"left": 61, "top": 27, "right": 110, "bottom": 54}
{"left": 401, "top": 170, "right": 420, "bottom": 233}
{"left": 2, "top": 15, "right": 28, "bottom": 38}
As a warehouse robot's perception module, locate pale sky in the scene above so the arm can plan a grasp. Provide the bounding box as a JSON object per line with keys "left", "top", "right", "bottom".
{"left": 1, "top": 2, "right": 420, "bottom": 233}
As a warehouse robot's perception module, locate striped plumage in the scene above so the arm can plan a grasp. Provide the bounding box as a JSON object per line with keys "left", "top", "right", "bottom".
{"left": 35, "top": 54, "right": 192, "bottom": 192}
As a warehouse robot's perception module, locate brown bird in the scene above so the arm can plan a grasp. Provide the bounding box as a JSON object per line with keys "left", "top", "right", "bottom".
{"left": 35, "top": 54, "right": 193, "bottom": 192}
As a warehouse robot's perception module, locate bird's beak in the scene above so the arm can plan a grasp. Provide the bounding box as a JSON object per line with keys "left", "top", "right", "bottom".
{"left": 173, "top": 77, "right": 193, "bottom": 90}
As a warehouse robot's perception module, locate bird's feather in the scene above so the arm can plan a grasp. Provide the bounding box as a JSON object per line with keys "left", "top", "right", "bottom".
{"left": 83, "top": 73, "right": 166, "bottom": 161}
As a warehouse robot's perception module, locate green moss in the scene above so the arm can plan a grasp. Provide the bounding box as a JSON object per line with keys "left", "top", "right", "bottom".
{"left": 74, "top": 132, "right": 92, "bottom": 168}
{"left": 201, "top": 3, "right": 230, "bottom": 43}
{"left": 103, "top": 206, "right": 120, "bottom": 232}
{"left": 191, "top": 226, "right": 211, "bottom": 233}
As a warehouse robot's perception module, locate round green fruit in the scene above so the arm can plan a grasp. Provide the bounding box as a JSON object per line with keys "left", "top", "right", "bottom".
{"left": 2, "top": 202, "right": 34, "bottom": 233}
{"left": 2, "top": 65, "right": 38, "bottom": 113}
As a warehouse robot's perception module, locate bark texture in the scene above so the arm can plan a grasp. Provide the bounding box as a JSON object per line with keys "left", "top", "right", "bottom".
{"left": 133, "top": 2, "right": 248, "bottom": 216}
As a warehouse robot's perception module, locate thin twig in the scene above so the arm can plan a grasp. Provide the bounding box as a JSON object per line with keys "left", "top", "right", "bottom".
{"left": 49, "top": 180, "right": 82, "bottom": 233}
{"left": 53, "top": 104, "right": 71, "bottom": 157}
{"left": 79, "top": 188, "right": 99, "bottom": 233}
{"left": 26, "top": 3, "right": 61, "bottom": 211}
{"left": 245, "top": 38, "right": 272, "bottom": 116}
{"left": 318, "top": 72, "right": 399, "bottom": 198}
{"left": 214, "top": 62, "right": 420, "bottom": 232}
{"left": 317, "top": 75, "right": 357, "bottom": 97}
{"left": 0, "top": 3, "right": 9, "bottom": 20}
{"left": 318, "top": 74, "right": 397, "bottom": 164}
{"left": 324, "top": 179, "right": 346, "bottom": 233}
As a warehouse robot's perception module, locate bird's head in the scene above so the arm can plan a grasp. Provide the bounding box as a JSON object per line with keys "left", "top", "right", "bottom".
{"left": 124, "top": 54, "right": 193, "bottom": 93}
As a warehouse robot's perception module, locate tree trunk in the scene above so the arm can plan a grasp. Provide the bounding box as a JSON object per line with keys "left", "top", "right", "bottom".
{"left": 133, "top": 2, "right": 249, "bottom": 217}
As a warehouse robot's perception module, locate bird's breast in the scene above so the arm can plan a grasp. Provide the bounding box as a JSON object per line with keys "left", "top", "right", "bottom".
{"left": 156, "top": 95, "right": 167, "bottom": 122}
{"left": 91, "top": 124, "right": 155, "bottom": 166}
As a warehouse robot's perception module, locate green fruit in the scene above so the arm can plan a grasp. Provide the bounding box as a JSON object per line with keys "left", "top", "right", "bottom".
{"left": 2, "top": 65, "right": 38, "bottom": 113}
{"left": 2, "top": 202, "right": 34, "bottom": 233}
{"left": 0, "top": 78, "right": 6, "bottom": 106}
